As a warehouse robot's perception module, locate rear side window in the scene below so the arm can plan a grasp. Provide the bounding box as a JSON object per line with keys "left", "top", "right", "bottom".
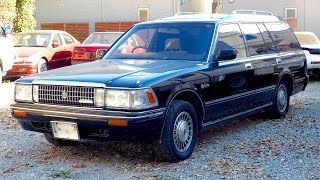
{"left": 257, "top": 24, "right": 277, "bottom": 53}
{"left": 216, "top": 24, "right": 246, "bottom": 59}
{"left": 241, "top": 23, "right": 268, "bottom": 56}
{"left": 62, "top": 33, "right": 74, "bottom": 44}
{"left": 52, "top": 34, "right": 63, "bottom": 45}
{"left": 265, "top": 22, "right": 300, "bottom": 52}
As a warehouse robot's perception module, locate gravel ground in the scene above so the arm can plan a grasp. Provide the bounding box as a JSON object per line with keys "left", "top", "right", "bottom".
{"left": 0, "top": 81, "right": 320, "bottom": 179}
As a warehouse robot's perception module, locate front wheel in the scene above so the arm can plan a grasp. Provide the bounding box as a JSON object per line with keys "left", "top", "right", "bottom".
{"left": 154, "top": 100, "right": 198, "bottom": 162}
{"left": 268, "top": 80, "right": 290, "bottom": 118}
{"left": 37, "top": 59, "right": 47, "bottom": 73}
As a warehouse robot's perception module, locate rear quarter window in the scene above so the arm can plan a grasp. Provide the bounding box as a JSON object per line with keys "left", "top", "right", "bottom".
{"left": 265, "top": 22, "right": 300, "bottom": 52}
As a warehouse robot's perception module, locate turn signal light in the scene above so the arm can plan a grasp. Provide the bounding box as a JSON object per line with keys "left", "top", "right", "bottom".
{"left": 13, "top": 110, "right": 27, "bottom": 117}
{"left": 108, "top": 119, "right": 128, "bottom": 126}
{"left": 146, "top": 90, "right": 157, "bottom": 104}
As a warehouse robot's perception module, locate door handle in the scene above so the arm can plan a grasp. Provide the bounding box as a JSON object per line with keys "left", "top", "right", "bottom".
{"left": 244, "top": 63, "right": 253, "bottom": 70}
{"left": 276, "top": 58, "right": 282, "bottom": 64}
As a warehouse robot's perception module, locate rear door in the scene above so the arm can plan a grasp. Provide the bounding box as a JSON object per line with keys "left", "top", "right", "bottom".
{"left": 49, "top": 33, "right": 65, "bottom": 69}
{"left": 240, "top": 23, "right": 280, "bottom": 106}
{"left": 205, "top": 23, "right": 256, "bottom": 123}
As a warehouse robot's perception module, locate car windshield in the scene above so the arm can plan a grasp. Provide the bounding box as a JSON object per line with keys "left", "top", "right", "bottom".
{"left": 104, "top": 22, "right": 215, "bottom": 61}
{"left": 14, "top": 33, "right": 50, "bottom": 47}
{"left": 83, "top": 32, "right": 123, "bottom": 45}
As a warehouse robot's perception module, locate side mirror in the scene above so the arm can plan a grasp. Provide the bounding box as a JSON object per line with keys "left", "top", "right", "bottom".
{"left": 4, "top": 23, "right": 11, "bottom": 34}
{"left": 217, "top": 49, "right": 237, "bottom": 61}
{"left": 52, "top": 43, "right": 60, "bottom": 48}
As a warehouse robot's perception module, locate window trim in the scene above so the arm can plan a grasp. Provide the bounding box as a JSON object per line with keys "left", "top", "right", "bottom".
{"left": 138, "top": 7, "right": 149, "bottom": 22}
{"left": 285, "top": 8, "right": 297, "bottom": 19}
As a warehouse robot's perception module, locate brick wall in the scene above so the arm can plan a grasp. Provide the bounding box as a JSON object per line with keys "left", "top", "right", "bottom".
{"left": 95, "top": 21, "right": 139, "bottom": 32}
{"left": 41, "top": 22, "right": 89, "bottom": 42}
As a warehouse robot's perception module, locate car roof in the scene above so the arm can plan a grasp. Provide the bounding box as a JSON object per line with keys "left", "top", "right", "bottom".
{"left": 138, "top": 13, "right": 280, "bottom": 25}
{"left": 93, "top": 32, "right": 124, "bottom": 34}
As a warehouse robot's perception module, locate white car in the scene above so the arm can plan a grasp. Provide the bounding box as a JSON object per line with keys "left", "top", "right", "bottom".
{"left": 0, "top": 21, "right": 15, "bottom": 83}
{"left": 294, "top": 32, "right": 320, "bottom": 78}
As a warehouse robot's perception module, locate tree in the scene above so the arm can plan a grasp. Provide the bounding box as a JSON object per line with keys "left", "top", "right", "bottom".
{"left": 14, "top": 0, "right": 36, "bottom": 33}
{"left": 0, "top": 0, "right": 16, "bottom": 25}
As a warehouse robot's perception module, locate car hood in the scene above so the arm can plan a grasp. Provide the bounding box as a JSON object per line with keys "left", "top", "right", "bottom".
{"left": 15, "top": 47, "right": 47, "bottom": 57}
{"left": 26, "top": 59, "right": 207, "bottom": 88}
{"left": 300, "top": 44, "right": 320, "bottom": 49}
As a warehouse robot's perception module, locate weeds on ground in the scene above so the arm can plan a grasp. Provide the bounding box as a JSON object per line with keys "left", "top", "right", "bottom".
{"left": 49, "top": 170, "right": 74, "bottom": 178}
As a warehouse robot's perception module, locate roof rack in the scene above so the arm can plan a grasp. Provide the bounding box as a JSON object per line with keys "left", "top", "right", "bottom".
{"left": 232, "top": 10, "right": 273, "bottom": 16}
{"left": 174, "top": 12, "right": 201, "bottom": 16}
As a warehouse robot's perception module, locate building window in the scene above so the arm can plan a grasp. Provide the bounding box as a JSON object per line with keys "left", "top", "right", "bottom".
{"left": 138, "top": 8, "right": 149, "bottom": 22}
{"left": 285, "top": 8, "right": 297, "bottom": 18}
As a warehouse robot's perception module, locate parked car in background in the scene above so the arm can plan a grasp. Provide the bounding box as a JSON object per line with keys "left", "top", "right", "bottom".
{"left": 0, "top": 21, "right": 15, "bottom": 83}
{"left": 5, "top": 30, "right": 80, "bottom": 78}
{"left": 71, "top": 32, "right": 123, "bottom": 65}
{"left": 294, "top": 32, "right": 320, "bottom": 79}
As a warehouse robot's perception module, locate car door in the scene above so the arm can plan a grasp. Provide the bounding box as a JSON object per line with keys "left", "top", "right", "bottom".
{"left": 0, "top": 26, "right": 15, "bottom": 72}
{"left": 204, "top": 23, "right": 256, "bottom": 123}
{"left": 49, "top": 33, "right": 65, "bottom": 69}
{"left": 60, "top": 33, "right": 78, "bottom": 66}
{"left": 240, "top": 23, "right": 280, "bottom": 107}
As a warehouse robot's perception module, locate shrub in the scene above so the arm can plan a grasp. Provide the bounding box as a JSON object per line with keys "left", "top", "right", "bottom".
{"left": 14, "top": 0, "right": 36, "bottom": 33}
{"left": 0, "top": 0, "right": 16, "bottom": 25}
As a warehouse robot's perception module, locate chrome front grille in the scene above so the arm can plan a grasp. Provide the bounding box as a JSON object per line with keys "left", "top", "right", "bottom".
{"left": 38, "top": 85, "right": 95, "bottom": 107}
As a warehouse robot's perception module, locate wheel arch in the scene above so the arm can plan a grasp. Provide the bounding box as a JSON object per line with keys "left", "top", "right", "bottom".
{"left": 164, "top": 89, "right": 205, "bottom": 131}
{"left": 278, "top": 72, "right": 294, "bottom": 96}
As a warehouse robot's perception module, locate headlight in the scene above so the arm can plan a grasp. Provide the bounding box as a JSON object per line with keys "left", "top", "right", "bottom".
{"left": 96, "top": 49, "right": 108, "bottom": 59}
{"left": 106, "top": 90, "right": 130, "bottom": 108}
{"left": 104, "top": 88, "right": 158, "bottom": 110}
{"left": 15, "top": 83, "right": 33, "bottom": 102}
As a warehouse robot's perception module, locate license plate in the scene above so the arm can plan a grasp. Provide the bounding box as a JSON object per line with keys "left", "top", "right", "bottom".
{"left": 51, "top": 121, "right": 80, "bottom": 141}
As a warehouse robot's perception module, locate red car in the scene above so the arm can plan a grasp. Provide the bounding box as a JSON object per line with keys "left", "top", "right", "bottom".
{"left": 71, "top": 32, "right": 123, "bottom": 65}
{"left": 6, "top": 30, "right": 80, "bottom": 78}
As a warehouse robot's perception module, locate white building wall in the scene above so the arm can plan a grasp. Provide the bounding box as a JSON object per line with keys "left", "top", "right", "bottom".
{"left": 219, "top": 0, "right": 320, "bottom": 37}
{"left": 180, "top": 0, "right": 212, "bottom": 13}
{"left": 35, "top": 0, "right": 174, "bottom": 33}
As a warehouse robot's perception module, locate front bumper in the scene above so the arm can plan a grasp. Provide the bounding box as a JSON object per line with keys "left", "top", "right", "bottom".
{"left": 11, "top": 103, "right": 166, "bottom": 141}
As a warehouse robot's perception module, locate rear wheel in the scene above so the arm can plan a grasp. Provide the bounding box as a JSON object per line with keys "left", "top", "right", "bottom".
{"left": 154, "top": 100, "right": 198, "bottom": 162}
{"left": 44, "top": 133, "right": 77, "bottom": 146}
{"left": 37, "top": 59, "right": 47, "bottom": 73}
{"left": 268, "top": 80, "right": 290, "bottom": 118}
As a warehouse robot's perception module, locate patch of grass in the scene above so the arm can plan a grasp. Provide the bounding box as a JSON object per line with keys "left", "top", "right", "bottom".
{"left": 49, "top": 170, "right": 73, "bottom": 178}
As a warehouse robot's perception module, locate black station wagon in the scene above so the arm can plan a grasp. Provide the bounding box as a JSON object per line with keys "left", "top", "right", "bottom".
{"left": 11, "top": 11, "right": 308, "bottom": 162}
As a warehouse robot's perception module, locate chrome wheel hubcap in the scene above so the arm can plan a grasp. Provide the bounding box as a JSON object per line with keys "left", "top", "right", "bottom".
{"left": 277, "top": 84, "right": 288, "bottom": 112}
{"left": 39, "top": 62, "right": 47, "bottom": 73}
{"left": 173, "top": 111, "right": 193, "bottom": 152}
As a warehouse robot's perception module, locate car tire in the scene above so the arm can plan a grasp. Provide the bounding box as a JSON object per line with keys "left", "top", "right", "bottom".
{"left": 37, "top": 59, "right": 47, "bottom": 73}
{"left": 268, "top": 80, "right": 290, "bottom": 118}
{"left": 154, "top": 100, "right": 198, "bottom": 162}
{"left": 43, "top": 133, "right": 77, "bottom": 146}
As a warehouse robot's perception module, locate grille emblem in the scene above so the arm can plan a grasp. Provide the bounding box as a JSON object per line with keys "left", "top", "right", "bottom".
{"left": 61, "top": 90, "right": 68, "bottom": 99}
